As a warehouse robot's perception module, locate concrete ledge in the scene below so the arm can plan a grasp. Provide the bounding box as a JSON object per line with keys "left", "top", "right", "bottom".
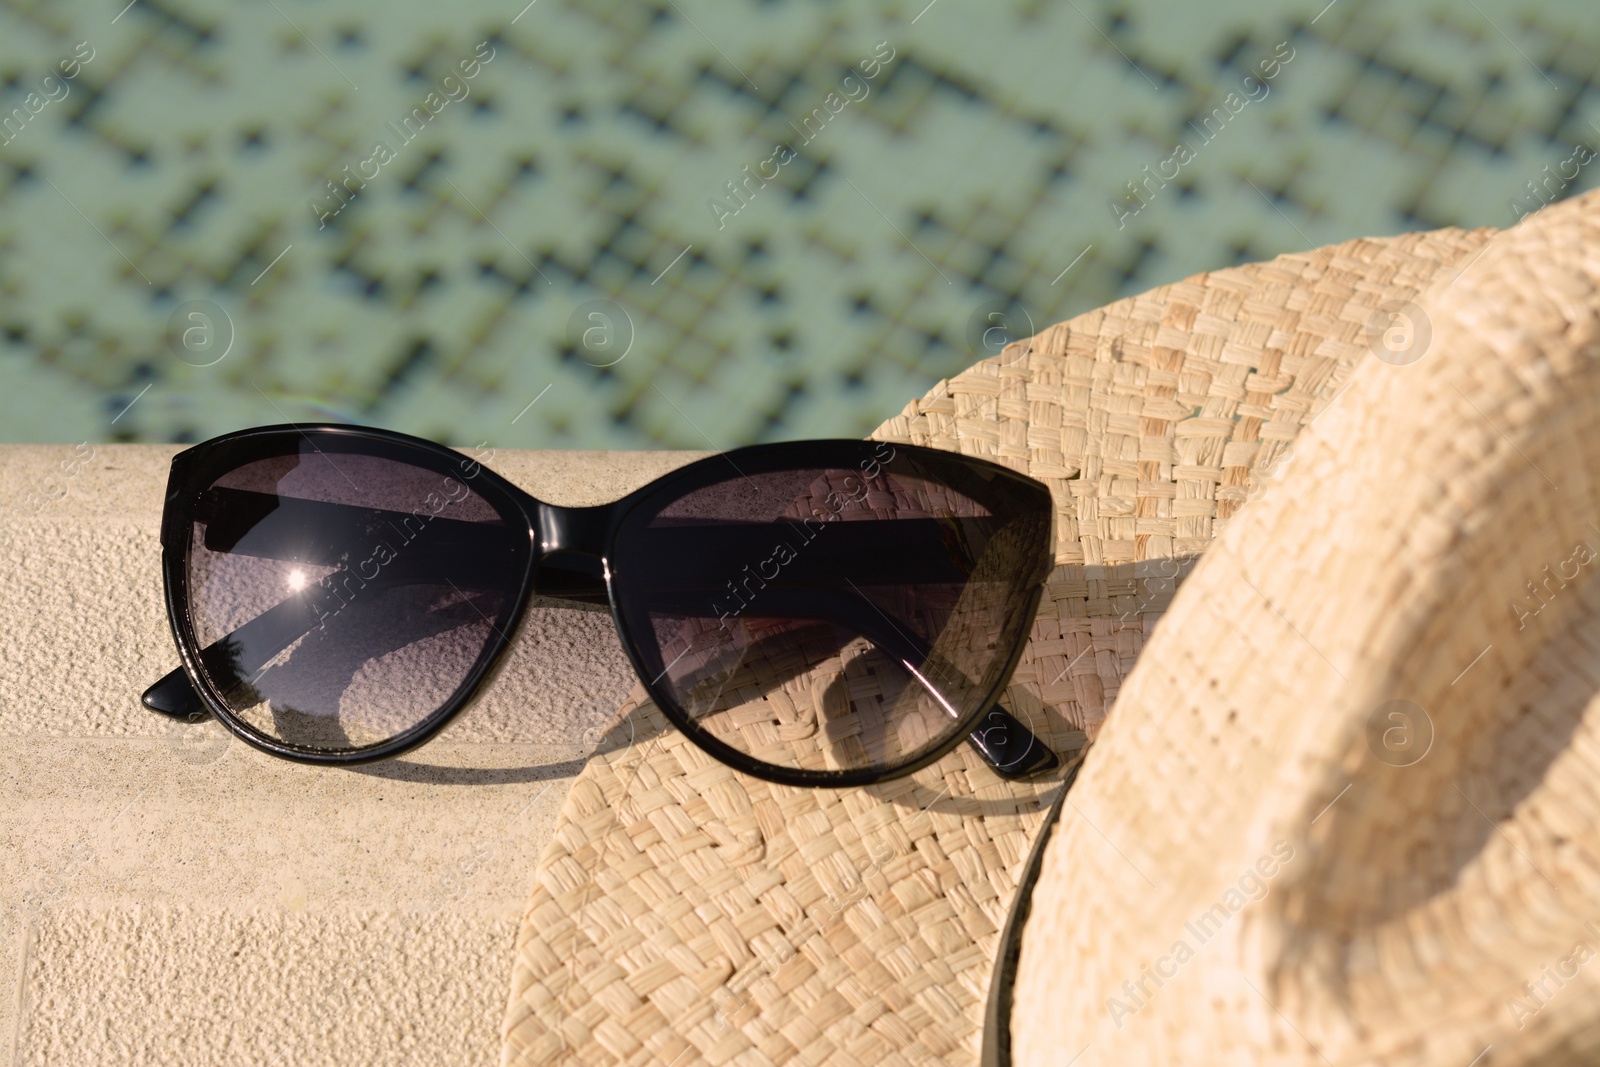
{"left": 0, "top": 444, "right": 704, "bottom": 1067}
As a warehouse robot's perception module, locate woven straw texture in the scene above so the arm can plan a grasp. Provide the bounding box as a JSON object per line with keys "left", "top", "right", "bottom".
{"left": 1013, "top": 189, "right": 1600, "bottom": 1066}
{"left": 498, "top": 222, "right": 1493, "bottom": 1066}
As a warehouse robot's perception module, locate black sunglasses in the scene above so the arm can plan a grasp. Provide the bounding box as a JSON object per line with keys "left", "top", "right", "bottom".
{"left": 141, "top": 424, "right": 1061, "bottom": 787}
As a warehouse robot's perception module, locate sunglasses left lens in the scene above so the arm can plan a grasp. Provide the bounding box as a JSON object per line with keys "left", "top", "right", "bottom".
{"left": 183, "top": 445, "right": 523, "bottom": 753}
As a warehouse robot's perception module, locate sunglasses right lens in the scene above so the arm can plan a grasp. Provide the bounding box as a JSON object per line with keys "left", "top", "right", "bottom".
{"left": 612, "top": 447, "right": 1051, "bottom": 778}
{"left": 183, "top": 444, "right": 523, "bottom": 754}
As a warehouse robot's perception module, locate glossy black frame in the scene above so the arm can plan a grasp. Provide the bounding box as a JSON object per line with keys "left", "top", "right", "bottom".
{"left": 143, "top": 423, "right": 1061, "bottom": 787}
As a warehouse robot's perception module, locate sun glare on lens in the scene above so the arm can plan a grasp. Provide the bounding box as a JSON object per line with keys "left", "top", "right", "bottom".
{"left": 288, "top": 568, "right": 307, "bottom": 591}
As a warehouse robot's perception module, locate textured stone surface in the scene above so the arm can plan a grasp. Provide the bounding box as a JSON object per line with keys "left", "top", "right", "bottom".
{"left": 0, "top": 444, "right": 702, "bottom": 1067}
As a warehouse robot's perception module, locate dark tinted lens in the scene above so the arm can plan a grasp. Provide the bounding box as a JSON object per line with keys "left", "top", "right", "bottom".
{"left": 613, "top": 447, "right": 1050, "bottom": 776}
{"left": 185, "top": 446, "right": 522, "bottom": 752}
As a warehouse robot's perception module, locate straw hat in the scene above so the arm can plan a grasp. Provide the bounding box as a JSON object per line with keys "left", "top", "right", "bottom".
{"left": 497, "top": 216, "right": 1494, "bottom": 1065}
{"left": 1007, "top": 190, "right": 1600, "bottom": 1065}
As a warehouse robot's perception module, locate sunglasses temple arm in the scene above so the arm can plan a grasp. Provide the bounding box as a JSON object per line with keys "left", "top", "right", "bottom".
{"left": 846, "top": 607, "right": 1059, "bottom": 780}
{"left": 648, "top": 584, "right": 1058, "bottom": 779}
{"left": 141, "top": 588, "right": 332, "bottom": 721}
{"left": 145, "top": 496, "right": 529, "bottom": 721}
{"left": 143, "top": 555, "right": 520, "bottom": 722}
{"left": 141, "top": 663, "right": 210, "bottom": 721}
{"left": 144, "top": 599, "right": 1057, "bottom": 779}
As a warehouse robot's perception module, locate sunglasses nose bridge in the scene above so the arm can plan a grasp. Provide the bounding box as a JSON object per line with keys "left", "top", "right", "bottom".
{"left": 535, "top": 502, "right": 615, "bottom": 560}
{"left": 531, "top": 503, "right": 616, "bottom": 604}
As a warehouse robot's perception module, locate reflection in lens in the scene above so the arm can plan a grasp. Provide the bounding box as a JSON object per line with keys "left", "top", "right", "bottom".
{"left": 186, "top": 447, "right": 521, "bottom": 752}
{"left": 614, "top": 451, "right": 1050, "bottom": 776}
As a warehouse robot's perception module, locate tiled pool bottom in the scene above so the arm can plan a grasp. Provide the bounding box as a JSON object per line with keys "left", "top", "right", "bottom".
{"left": 1, "top": 0, "right": 1597, "bottom": 449}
